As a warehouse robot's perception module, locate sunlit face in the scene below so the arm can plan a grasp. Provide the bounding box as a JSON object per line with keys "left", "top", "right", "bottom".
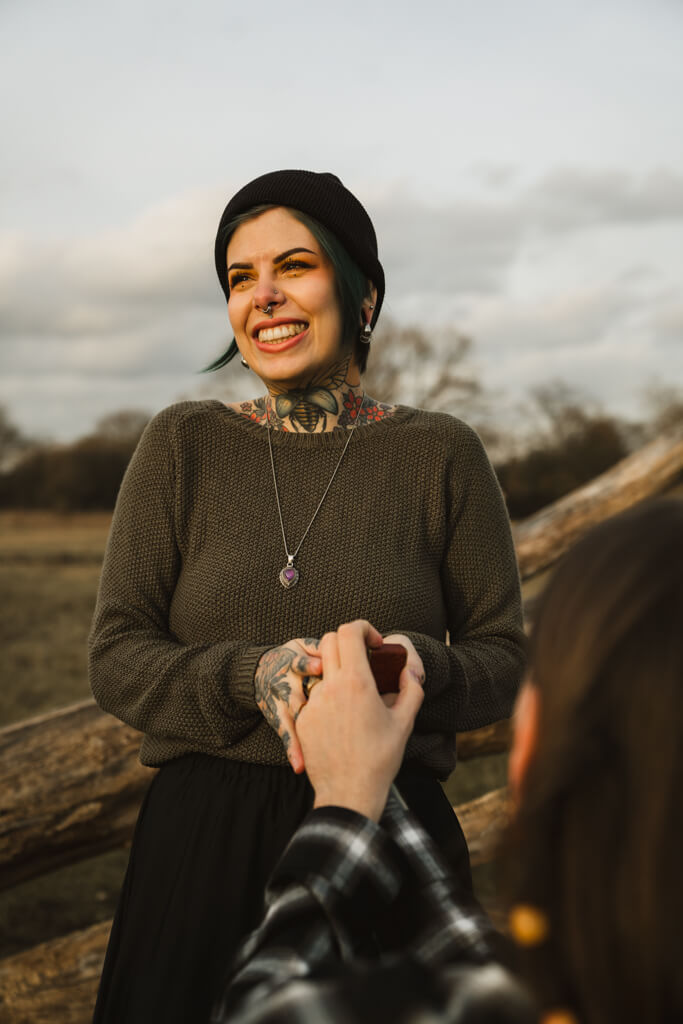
{"left": 226, "top": 207, "right": 348, "bottom": 391}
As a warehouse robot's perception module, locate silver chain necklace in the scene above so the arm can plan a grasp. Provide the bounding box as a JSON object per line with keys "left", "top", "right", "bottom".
{"left": 266, "top": 394, "right": 365, "bottom": 589}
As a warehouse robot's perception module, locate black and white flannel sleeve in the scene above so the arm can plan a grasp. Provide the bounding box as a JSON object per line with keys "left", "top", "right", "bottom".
{"left": 211, "top": 792, "right": 535, "bottom": 1024}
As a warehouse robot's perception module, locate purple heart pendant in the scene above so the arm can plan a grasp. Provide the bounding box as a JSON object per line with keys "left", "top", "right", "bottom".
{"left": 279, "top": 564, "right": 300, "bottom": 590}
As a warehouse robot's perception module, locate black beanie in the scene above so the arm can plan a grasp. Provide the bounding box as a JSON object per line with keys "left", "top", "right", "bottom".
{"left": 214, "top": 169, "right": 385, "bottom": 326}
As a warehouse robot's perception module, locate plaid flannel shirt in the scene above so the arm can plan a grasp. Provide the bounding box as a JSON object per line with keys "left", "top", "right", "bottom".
{"left": 212, "top": 792, "right": 535, "bottom": 1024}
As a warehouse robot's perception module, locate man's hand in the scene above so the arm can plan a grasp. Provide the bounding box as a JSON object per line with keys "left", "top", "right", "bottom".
{"left": 294, "top": 620, "right": 424, "bottom": 821}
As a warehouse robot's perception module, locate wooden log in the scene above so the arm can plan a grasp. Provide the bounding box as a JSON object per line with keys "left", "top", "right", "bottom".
{"left": 0, "top": 697, "right": 510, "bottom": 888}
{"left": 457, "top": 719, "right": 511, "bottom": 760}
{"left": 456, "top": 438, "right": 683, "bottom": 761}
{"left": 515, "top": 429, "right": 683, "bottom": 581}
{"left": 1, "top": 432, "right": 679, "bottom": 889}
{"left": 0, "top": 786, "right": 509, "bottom": 1022}
{"left": 458, "top": 786, "right": 509, "bottom": 867}
{"left": 3, "top": 437, "right": 678, "bottom": 1017}
{"left": 0, "top": 919, "right": 108, "bottom": 1024}
{"left": 0, "top": 701, "right": 154, "bottom": 891}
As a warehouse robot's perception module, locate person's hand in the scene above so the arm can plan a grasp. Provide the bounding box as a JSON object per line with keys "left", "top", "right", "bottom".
{"left": 255, "top": 639, "right": 321, "bottom": 774}
{"left": 295, "top": 620, "right": 424, "bottom": 821}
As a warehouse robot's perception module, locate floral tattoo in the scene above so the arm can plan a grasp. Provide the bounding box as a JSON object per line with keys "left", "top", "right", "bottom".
{"left": 238, "top": 373, "right": 396, "bottom": 433}
{"left": 337, "top": 391, "right": 395, "bottom": 427}
{"left": 255, "top": 645, "right": 314, "bottom": 752}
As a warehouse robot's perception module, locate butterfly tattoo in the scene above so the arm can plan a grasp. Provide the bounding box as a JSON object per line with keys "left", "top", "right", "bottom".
{"left": 274, "top": 360, "right": 350, "bottom": 433}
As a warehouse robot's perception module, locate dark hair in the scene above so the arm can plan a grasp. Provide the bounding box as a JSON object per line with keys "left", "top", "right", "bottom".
{"left": 205, "top": 204, "right": 372, "bottom": 373}
{"left": 506, "top": 498, "right": 683, "bottom": 1022}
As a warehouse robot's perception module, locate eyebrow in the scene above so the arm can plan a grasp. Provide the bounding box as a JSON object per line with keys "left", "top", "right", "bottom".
{"left": 227, "top": 247, "right": 316, "bottom": 273}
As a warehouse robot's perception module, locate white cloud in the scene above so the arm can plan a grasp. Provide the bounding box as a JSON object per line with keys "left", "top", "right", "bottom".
{"left": 1, "top": 167, "right": 682, "bottom": 440}
{"left": 526, "top": 167, "right": 683, "bottom": 229}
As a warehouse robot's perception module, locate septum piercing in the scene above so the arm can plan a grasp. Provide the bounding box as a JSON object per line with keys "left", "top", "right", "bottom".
{"left": 256, "top": 304, "right": 273, "bottom": 316}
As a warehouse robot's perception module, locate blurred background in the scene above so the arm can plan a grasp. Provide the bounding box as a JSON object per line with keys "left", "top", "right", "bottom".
{"left": 1, "top": 0, "right": 682, "bottom": 977}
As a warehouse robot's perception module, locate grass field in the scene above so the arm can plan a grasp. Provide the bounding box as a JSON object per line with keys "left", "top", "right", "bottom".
{"left": 1, "top": 511, "right": 110, "bottom": 725}
{"left": 0, "top": 510, "right": 507, "bottom": 958}
{"left": 0, "top": 511, "right": 131, "bottom": 958}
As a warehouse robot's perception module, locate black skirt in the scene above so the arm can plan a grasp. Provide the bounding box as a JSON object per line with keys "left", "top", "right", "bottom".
{"left": 93, "top": 755, "right": 471, "bottom": 1024}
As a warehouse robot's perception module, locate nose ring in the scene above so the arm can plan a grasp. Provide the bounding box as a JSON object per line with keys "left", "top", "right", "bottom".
{"left": 256, "top": 303, "right": 273, "bottom": 317}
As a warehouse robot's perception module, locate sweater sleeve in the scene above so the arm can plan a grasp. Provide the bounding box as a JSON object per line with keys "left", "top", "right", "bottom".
{"left": 399, "top": 423, "right": 525, "bottom": 744}
{"left": 88, "top": 406, "right": 269, "bottom": 750}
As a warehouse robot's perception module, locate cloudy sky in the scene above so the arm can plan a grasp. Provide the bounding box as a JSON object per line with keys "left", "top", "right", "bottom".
{"left": 1, "top": 0, "right": 682, "bottom": 442}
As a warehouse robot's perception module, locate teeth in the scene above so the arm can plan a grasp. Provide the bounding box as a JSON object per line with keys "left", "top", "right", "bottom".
{"left": 257, "top": 323, "right": 306, "bottom": 343}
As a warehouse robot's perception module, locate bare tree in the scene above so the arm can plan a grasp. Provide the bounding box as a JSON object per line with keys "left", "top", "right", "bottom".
{"left": 494, "top": 381, "right": 630, "bottom": 517}
{"left": 0, "top": 405, "right": 31, "bottom": 470}
{"left": 641, "top": 383, "right": 683, "bottom": 438}
{"left": 363, "top": 319, "right": 500, "bottom": 450}
{"left": 91, "top": 410, "right": 150, "bottom": 446}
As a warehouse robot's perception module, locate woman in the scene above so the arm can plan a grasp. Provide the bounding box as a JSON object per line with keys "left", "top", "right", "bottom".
{"left": 505, "top": 496, "right": 683, "bottom": 1023}
{"left": 89, "top": 169, "right": 524, "bottom": 1023}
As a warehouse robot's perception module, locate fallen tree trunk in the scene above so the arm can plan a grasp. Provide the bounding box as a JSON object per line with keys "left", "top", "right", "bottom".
{"left": 458, "top": 786, "right": 509, "bottom": 867}
{"left": 0, "top": 702, "right": 509, "bottom": 889}
{"left": 0, "top": 920, "right": 108, "bottom": 1024}
{"left": 2, "top": 433, "right": 680, "bottom": 889}
{"left": 0, "top": 787, "right": 509, "bottom": 1023}
{"left": 0, "top": 702, "right": 153, "bottom": 891}
{"left": 515, "top": 429, "right": 683, "bottom": 580}
{"left": 458, "top": 719, "right": 511, "bottom": 760}
{"left": 2, "top": 436, "right": 678, "bottom": 1020}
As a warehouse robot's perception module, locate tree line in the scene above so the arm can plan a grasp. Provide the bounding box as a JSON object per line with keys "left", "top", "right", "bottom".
{"left": 1, "top": 325, "right": 680, "bottom": 518}
{"left": 0, "top": 410, "right": 149, "bottom": 512}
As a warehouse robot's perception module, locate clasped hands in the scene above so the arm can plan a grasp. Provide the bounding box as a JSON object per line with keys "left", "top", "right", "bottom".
{"left": 255, "top": 622, "right": 425, "bottom": 820}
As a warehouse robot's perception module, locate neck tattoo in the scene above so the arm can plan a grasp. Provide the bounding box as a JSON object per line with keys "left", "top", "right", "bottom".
{"left": 266, "top": 394, "right": 366, "bottom": 589}
{"left": 271, "top": 358, "right": 356, "bottom": 433}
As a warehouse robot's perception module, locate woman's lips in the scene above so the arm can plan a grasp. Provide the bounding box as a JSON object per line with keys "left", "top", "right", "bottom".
{"left": 252, "top": 320, "right": 309, "bottom": 352}
{"left": 256, "top": 322, "right": 307, "bottom": 343}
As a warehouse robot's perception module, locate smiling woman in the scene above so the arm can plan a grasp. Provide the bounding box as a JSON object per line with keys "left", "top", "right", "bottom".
{"left": 226, "top": 207, "right": 354, "bottom": 409}
{"left": 88, "top": 169, "right": 525, "bottom": 1024}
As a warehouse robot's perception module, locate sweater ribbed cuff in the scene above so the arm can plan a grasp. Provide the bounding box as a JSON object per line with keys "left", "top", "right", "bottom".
{"left": 229, "top": 644, "right": 276, "bottom": 710}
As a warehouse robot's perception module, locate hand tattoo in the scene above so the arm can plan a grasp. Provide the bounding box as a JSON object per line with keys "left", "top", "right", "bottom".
{"left": 254, "top": 647, "right": 300, "bottom": 752}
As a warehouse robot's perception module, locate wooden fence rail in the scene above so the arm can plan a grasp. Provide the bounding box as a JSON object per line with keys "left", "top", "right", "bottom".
{"left": 3, "top": 429, "right": 680, "bottom": 891}
{"left": 513, "top": 429, "right": 683, "bottom": 578}
{"left": 0, "top": 703, "right": 152, "bottom": 892}
{"left": 0, "top": 428, "right": 681, "bottom": 1023}
{"left": 0, "top": 702, "right": 511, "bottom": 893}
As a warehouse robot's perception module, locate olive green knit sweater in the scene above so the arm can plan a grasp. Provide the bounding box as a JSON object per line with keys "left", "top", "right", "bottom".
{"left": 88, "top": 401, "right": 524, "bottom": 777}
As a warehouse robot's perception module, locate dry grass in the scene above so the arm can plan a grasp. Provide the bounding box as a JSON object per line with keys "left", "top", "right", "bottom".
{"left": 0, "top": 511, "right": 111, "bottom": 726}
{"left": 1, "top": 564, "right": 102, "bottom": 724}
{"left": 0, "top": 509, "right": 111, "bottom": 563}
{"left": 0, "top": 512, "right": 127, "bottom": 960}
